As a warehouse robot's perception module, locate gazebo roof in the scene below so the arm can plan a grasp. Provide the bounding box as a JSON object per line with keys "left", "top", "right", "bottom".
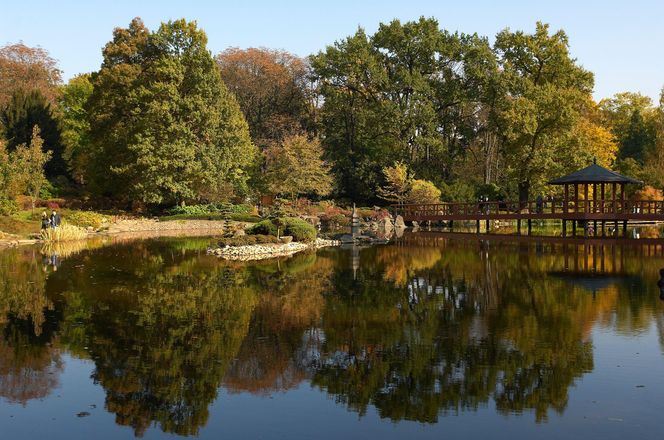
{"left": 549, "top": 163, "right": 642, "bottom": 185}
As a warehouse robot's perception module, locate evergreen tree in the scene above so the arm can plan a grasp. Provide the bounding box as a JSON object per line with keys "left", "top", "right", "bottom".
{"left": 0, "top": 89, "right": 65, "bottom": 179}
{"left": 619, "top": 109, "right": 655, "bottom": 163}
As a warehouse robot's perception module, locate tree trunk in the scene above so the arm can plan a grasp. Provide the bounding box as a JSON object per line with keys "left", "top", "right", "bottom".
{"left": 518, "top": 181, "right": 530, "bottom": 211}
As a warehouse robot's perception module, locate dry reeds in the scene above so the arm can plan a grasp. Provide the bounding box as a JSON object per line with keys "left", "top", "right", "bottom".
{"left": 40, "top": 224, "right": 88, "bottom": 242}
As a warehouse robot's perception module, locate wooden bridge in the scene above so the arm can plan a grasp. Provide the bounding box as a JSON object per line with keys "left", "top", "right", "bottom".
{"left": 392, "top": 162, "right": 664, "bottom": 237}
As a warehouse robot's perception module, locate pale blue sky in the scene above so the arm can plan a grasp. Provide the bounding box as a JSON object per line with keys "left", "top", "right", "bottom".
{"left": 1, "top": 0, "right": 662, "bottom": 101}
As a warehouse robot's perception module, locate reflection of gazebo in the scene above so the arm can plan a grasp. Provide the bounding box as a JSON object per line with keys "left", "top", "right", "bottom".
{"left": 549, "top": 161, "right": 642, "bottom": 216}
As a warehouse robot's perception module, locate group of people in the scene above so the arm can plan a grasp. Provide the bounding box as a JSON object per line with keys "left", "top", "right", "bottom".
{"left": 40, "top": 210, "right": 61, "bottom": 230}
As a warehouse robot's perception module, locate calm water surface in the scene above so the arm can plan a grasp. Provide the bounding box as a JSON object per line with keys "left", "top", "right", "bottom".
{"left": 1, "top": 232, "right": 664, "bottom": 439}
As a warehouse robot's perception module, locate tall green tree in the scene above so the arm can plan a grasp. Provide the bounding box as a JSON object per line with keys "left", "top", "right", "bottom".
{"left": 59, "top": 74, "right": 93, "bottom": 184}
{"left": 0, "top": 89, "right": 65, "bottom": 179}
{"left": 86, "top": 18, "right": 256, "bottom": 207}
{"left": 493, "top": 22, "right": 594, "bottom": 203}
{"left": 312, "top": 17, "right": 496, "bottom": 202}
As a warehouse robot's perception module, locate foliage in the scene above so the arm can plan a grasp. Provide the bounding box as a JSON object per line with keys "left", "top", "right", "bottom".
{"left": 248, "top": 219, "right": 279, "bottom": 237}
{"left": 165, "top": 203, "right": 253, "bottom": 216}
{"left": 59, "top": 74, "right": 94, "bottom": 184}
{"left": 407, "top": 179, "right": 441, "bottom": 204}
{"left": 86, "top": 18, "right": 256, "bottom": 206}
{"left": 40, "top": 223, "right": 87, "bottom": 241}
{"left": 633, "top": 185, "right": 663, "bottom": 201}
{"left": 11, "top": 127, "right": 52, "bottom": 210}
{"left": 282, "top": 217, "right": 317, "bottom": 242}
{"left": 0, "top": 43, "right": 62, "bottom": 108}
{"left": 311, "top": 17, "right": 495, "bottom": 202}
{"left": 217, "top": 234, "right": 280, "bottom": 246}
{"left": 248, "top": 217, "right": 317, "bottom": 242}
{"left": 378, "top": 161, "right": 412, "bottom": 203}
{"left": 493, "top": 22, "right": 594, "bottom": 202}
{"left": 216, "top": 47, "right": 315, "bottom": 147}
{"left": 264, "top": 134, "right": 333, "bottom": 200}
{"left": 0, "top": 89, "right": 66, "bottom": 179}
{"left": 0, "top": 128, "right": 51, "bottom": 211}
{"left": 64, "top": 210, "right": 109, "bottom": 229}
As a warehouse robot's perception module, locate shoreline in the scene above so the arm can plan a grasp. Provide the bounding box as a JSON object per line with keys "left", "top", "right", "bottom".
{"left": 207, "top": 238, "right": 340, "bottom": 261}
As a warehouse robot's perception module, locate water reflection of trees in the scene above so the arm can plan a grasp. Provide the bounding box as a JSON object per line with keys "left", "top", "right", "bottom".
{"left": 0, "top": 248, "right": 62, "bottom": 405}
{"left": 310, "top": 239, "right": 664, "bottom": 423}
{"left": 1, "top": 236, "right": 664, "bottom": 435}
{"left": 51, "top": 243, "right": 257, "bottom": 437}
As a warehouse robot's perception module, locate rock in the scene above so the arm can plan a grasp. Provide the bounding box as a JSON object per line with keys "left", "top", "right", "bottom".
{"left": 394, "top": 215, "right": 406, "bottom": 228}
{"left": 279, "top": 235, "right": 293, "bottom": 244}
{"left": 377, "top": 217, "right": 394, "bottom": 232}
{"left": 339, "top": 234, "right": 355, "bottom": 244}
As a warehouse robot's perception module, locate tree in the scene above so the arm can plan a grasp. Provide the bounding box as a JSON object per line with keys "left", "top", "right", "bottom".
{"left": 407, "top": 179, "right": 441, "bottom": 204}
{"left": 12, "top": 126, "right": 52, "bottom": 210}
{"left": 86, "top": 18, "right": 256, "bottom": 206}
{"left": 620, "top": 109, "right": 655, "bottom": 163}
{"left": 0, "top": 43, "right": 62, "bottom": 108}
{"left": 378, "top": 161, "right": 412, "bottom": 203}
{"left": 0, "top": 89, "right": 66, "bottom": 179}
{"left": 493, "top": 22, "right": 594, "bottom": 204}
{"left": 216, "top": 48, "right": 316, "bottom": 148}
{"left": 264, "top": 134, "right": 333, "bottom": 200}
{"left": 312, "top": 17, "right": 496, "bottom": 202}
{"left": 59, "top": 74, "right": 93, "bottom": 184}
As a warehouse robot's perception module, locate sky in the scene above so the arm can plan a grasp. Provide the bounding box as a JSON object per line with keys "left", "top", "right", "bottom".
{"left": 1, "top": 0, "right": 663, "bottom": 102}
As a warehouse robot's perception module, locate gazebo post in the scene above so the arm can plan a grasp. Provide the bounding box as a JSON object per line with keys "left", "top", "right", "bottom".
{"left": 574, "top": 183, "right": 579, "bottom": 214}
{"left": 593, "top": 183, "right": 597, "bottom": 213}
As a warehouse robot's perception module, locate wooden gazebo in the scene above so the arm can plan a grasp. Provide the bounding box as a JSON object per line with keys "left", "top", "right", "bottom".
{"left": 548, "top": 161, "right": 644, "bottom": 236}
{"left": 549, "top": 161, "right": 641, "bottom": 215}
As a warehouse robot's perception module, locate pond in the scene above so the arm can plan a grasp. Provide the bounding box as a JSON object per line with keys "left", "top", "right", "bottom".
{"left": 1, "top": 233, "right": 664, "bottom": 439}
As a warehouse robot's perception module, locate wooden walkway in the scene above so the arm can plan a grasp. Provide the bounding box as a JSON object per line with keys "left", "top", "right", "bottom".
{"left": 392, "top": 199, "right": 664, "bottom": 235}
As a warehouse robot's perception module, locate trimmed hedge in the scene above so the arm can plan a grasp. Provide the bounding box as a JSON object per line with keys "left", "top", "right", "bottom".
{"left": 218, "top": 234, "right": 280, "bottom": 246}
{"left": 247, "top": 217, "right": 317, "bottom": 243}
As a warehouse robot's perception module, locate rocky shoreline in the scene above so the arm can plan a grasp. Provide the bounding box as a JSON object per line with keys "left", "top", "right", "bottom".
{"left": 207, "top": 238, "right": 340, "bottom": 261}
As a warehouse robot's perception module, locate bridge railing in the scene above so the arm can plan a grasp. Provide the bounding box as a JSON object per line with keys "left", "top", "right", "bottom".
{"left": 392, "top": 199, "right": 664, "bottom": 218}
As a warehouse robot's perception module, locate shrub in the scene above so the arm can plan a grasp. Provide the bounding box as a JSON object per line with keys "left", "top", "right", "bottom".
{"left": 165, "top": 203, "right": 254, "bottom": 218}
{"left": 283, "top": 217, "right": 317, "bottom": 242}
{"left": 218, "top": 234, "right": 279, "bottom": 247}
{"left": 247, "top": 217, "right": 317, "bottom": 242}
{"left": 65, "top": 211, "right": 109, "bottom": 229}
{"left": 0, "top": 198, "right": 17, "bottom": 216}
{"left": 407, "top": 179, "right": 441, "bottom": 204}
{"left": 248, "top": 219, "right": 279, "bottom": 236}
{"left": 40, "top": 223, "right": 87, "bottom": 241}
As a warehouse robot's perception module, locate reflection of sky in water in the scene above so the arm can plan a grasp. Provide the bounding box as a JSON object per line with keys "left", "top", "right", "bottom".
{"left": 0, "top": 235, "right": 663, "bottom": 439}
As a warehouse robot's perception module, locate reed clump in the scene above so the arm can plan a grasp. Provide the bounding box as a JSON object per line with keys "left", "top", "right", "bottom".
{"left": 40, "top": 224, "right": 88, "bottom": 242}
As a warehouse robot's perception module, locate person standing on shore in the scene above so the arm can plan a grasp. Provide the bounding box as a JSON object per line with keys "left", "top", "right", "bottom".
{"left": 41, "top": 212, "right": 51, "bottom": 230}
{"left": 50, "top": 210, "right": 61, "bottom": 229}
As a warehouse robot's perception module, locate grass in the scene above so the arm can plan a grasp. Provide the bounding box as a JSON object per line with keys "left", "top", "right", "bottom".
{"left": 0, "top": 214, "right": 40, "bottom": 236}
